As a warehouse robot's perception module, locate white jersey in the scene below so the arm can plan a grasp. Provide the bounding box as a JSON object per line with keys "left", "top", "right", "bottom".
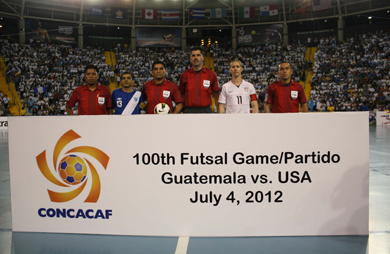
{"left": 219, "top": 80, "right": 257, "bottom": 114}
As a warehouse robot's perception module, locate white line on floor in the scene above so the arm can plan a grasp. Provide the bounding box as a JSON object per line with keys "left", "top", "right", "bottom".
{"left": 175, "top": 236, "right": 189, "bottom": 254}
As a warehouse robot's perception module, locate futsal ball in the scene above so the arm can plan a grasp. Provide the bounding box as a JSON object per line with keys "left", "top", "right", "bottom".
{"left": 59, "top": 155, "right": 87, "bottom": 185}
{"left": 154, "top": 103, "right": 171, "bottom": 114}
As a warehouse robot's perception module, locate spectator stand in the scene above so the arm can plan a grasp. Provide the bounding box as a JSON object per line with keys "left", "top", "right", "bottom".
{"left": 1, "top": 41, "right": 109, "bottom": 115}
{"left": 309, "top": 31, "right": 390, "bottom": 112}
{"left": 3, "top": 29, "right": 387, "bottom": 115}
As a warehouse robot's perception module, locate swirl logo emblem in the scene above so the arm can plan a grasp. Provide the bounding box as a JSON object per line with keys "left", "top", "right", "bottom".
{"left": 36, "top": 130, "right": 109, "bottom": 203}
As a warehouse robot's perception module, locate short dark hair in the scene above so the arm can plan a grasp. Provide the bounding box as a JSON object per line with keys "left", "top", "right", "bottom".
{"left": 120, "top": 72, "right": 134, "bottom": 80}
{"left": 278, "top": 62, "right": 291, "bottom": 70}
{"left": 152, "top": 61, "right": 165, "bottom": 70}
{"left": 190, "top": 47, "right": 203, "bottom": 56}
{"left": 84, "top": 65, "right": 99, "bottom": 74}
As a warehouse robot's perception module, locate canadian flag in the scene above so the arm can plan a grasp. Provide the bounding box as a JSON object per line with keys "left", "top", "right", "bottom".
{"left": 141, "top": 9, "right": 157, "bottom": 19}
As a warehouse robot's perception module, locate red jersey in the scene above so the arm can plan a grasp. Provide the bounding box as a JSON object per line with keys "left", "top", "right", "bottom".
{"left": 265, "top": 80, "right": 307, "bottom": 113}
{"left": 66, "top": 84, "right": 112, "bottom": 115}
{"left": 142, "top": 78, "right": 183, "bottom": 114}
{"left": 179, "top": 66, "right": 219, "bottom": 107}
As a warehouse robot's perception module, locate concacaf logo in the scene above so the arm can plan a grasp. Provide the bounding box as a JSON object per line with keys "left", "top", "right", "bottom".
{"left": 36, "top": 130, "right": 109, "bottom": 203}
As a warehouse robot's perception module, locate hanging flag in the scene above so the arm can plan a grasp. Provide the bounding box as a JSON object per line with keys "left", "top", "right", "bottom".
{"left": 260, "top": 5, "right": 278, "bottom": 16}
{"left": 291, "top": 0, "right": 308, "bottom": 13}
{"left": 90, "top": 7, "right": 105, "bottom": 16}
{"left": 111, "top": 8, "right": 128, "bottom": 19}
{"left": 312, "top": 0, "right": 332, "bottom": 11}
{"left": 238, "top": 7, "right": 256, "bottom": 18}
{"left": 189, "top": 8, "right": 205, "bottom": 18}
{"left": 210, "top": 8, "right": 227, "bottom": 18}
{"left": 162, "top": 10, "right": 180, "bottom": 20}
{"left": 141, "top": 9, "right": 157, "bottom": 19}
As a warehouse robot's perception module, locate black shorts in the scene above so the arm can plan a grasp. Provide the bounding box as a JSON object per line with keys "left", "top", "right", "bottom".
{"left": 182, "top": 106, "right": 212, "bottom": 114}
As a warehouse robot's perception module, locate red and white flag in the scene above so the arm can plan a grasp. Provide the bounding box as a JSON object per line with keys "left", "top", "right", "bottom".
{"left": 260, "top": 5, "right": 278, "bottom": 16}
{"left": 162, "top": 10, "right": 180, "bottom": 20}
{"left": 141, "top": 9, "right": 157, "bottom": 19}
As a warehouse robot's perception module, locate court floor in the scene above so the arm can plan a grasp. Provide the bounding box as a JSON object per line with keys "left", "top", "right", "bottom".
{"left": 0, "top": 126, "right": 389, "bottom": 254}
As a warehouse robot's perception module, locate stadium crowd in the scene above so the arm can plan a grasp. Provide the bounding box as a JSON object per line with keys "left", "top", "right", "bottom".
{"left": 1, "top": 29, "right": 389, "bottom": 115}
{"left": 114, "top": 47, "right": 190, "bottom": 88}
{"left": 1, "top": 40, "right": 110, "bottom": 115}
{"left": 309, "top": 30, "right": 390, "bottom": 112}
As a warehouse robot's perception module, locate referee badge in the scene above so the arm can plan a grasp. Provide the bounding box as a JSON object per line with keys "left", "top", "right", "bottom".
{"left": 163, "top": 90, "right": 170, "bottom": 99}
{"left": 98, "top": 97, "right": 105, "bottom": 105}
{"left": 291, "top": 91, "right": 298, "bottom": 100}
{"left": 203, "top": 80, "right": 210, "bottom": 88}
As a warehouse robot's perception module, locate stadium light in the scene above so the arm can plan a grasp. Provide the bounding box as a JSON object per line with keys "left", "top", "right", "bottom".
{"left": 325, "top": 19, "right": 327, "bottom": 22}
{"left": 368, "top": 16, "right": 372, "bottom": 19}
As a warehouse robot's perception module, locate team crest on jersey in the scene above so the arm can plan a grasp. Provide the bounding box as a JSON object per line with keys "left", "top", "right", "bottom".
{"left": 98, "top": 97, "right": 105, "bottom": 105}
{"left": 244, "top": 87, "right": 249, "bottom": 93}
{"left": 291, "top": 91, "right": 298, "bottom": 100}
{"left": 203, "top": 80, "right": 210, "bottom": 88}
{"left": 116, "top": 98, "right": 122, "bottom": 107}
{"left": 163, "top": 90, "right": 170, "bottom": 99}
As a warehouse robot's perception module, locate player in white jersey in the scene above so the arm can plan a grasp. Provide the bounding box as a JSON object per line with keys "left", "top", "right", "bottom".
{"left": 218, "top": 60, "right": 259, "bottom": 114}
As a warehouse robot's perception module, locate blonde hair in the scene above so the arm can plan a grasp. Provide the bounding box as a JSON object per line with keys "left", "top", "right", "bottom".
{"left": 230, "top": 59, "right": 244, "bottom": 68}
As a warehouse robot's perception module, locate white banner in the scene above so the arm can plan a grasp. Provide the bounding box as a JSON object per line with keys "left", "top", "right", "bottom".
{"left": 376, "top": 111, "right": 390, "bottom": 125}
{"left": 9, "top": 113, "right": 369, "bottom": 237}
{"left": 0, "top": 117, "right": 8, "bottom": 130}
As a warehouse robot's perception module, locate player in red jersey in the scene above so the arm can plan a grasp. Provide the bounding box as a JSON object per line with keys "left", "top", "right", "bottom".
{"left": 66, "top": 65, "right": 112, "bottom": 115}
{"left": 179, "top": 47, "right": 220, "bottom": 113}
{"left": 142, "top": 61, "right": 183, "bottom": 114}
{"left": 264, "top": 62, "right": 308, "bottom": 113}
